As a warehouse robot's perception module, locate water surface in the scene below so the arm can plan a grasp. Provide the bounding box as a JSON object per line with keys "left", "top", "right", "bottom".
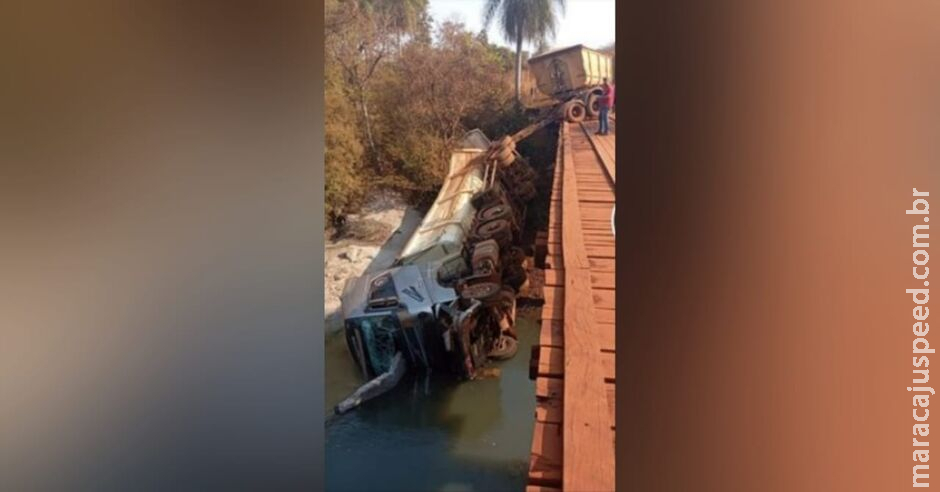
{"left": 325, "top": 317, "right": 538, "bottom": 492}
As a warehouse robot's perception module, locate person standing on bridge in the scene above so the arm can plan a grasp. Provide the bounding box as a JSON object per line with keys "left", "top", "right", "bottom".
{"left": 597, "top": 77, "right": 615, "bottom": 135}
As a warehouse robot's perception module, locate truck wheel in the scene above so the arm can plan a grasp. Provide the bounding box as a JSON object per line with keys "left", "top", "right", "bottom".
{"left": 478, "top": 204, "right": 514, "bottom": 224}
{"left": 471, "top": 188, "right": 504, "bottom": 210}
{"left": 503, "top": 263, "right": 528, "bottom": 292}
{"left": 565, "top": 100, "right": 586, "bottom": 123}
{"left": 515, "top": 182, "right": 536, "bottom": 202}
{"left": 586, "top": 92, "right": 600, "bottom": 118}
{"left": 474, "top": 218, "right": 513, "bottom": 246}
{"left": 485, "top": 286, "right": 517, "bottom": 309}
{"left": 488, "top": 335, "right": 518, "bottom": 361}
{"left": 506, "top": 162, "right": 534, "bottom": 181}
{"left": 506, "top": 246, "right": 527, "bottom": 266}
{"left": 459, "top": 281, "right": 502, "bottom": 301}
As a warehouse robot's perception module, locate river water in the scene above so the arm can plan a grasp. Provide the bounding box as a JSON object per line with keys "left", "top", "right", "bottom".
{"left": 324, "top": 316, "right": 538, "bottom": 492}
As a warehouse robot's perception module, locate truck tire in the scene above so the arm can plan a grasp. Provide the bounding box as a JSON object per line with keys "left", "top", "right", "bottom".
{"left": 474, "top": 218, "right": 513, "bottom": 246}
{"left": 486, "top": 286, "right": 517, "bottom": 309}
{"left": 488, "top": 335, "right": 518, "bottom": 361}
{"left": 471, "top": 188, "right": 504, "bottom": 210}
{"left": 564, "top": 100, "right": 586, "bottom": 123}
{"left": 506, "top": 246, "right": 527, "bottom": 266}
{"left": 459, "top": 281, "right": 502, "bottom": 301}
{"left": 515, "top": 182, "right": 536, "bottom": 202}
{"left": 503, "top": 263, "right": 528, "bottom": 292}
{"left": 478, "top": 204, "right": 514, "bottom": 224}
{"left": 506, "top": 162, "right": 535, "bottom": 183}
{"left": 586, "top": 92, "right": 600, "bottom": 118}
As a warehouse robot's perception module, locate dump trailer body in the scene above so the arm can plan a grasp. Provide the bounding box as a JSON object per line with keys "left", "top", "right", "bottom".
{"left": 337, "top": 129, "right": 533, "bottom": 413}
{"left": 527, "top": 44, "right": 613, "bottom": 99}
{"left": 396, "top": 130, "right": 491, "bottom": 266}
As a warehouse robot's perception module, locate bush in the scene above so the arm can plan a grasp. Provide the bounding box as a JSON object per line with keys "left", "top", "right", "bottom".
{"left": 324, "top": 62, "right": 365, "bottom": 224}
{"left": 324, "top": 5, "right": 525, "bottom": 217}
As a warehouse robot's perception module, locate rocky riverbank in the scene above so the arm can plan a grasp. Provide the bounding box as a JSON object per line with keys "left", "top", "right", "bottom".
{"left": 324, "top": 192, "right": 422, "bottom": 334}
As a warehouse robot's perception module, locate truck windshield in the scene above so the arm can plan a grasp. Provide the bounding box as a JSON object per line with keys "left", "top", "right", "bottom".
{"left": 350, "top": 314, "right": 400, "bottom": 374}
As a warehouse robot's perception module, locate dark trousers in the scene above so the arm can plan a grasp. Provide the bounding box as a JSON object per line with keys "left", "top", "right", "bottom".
{"left": 598, "top": 106, "right": 610, "bottom": 134}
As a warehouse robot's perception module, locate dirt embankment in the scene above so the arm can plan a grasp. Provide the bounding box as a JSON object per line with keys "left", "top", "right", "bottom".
{"left": 324, "top": 192, "right": 422, "bottom": 333}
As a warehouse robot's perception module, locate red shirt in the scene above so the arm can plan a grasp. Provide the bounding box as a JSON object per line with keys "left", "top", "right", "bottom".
{"left": 598, "top": 84, "right": 615, "bottom": 109}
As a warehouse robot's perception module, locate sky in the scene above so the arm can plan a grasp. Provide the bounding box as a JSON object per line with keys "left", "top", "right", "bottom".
{"left": 426, "top": 0, "right": 615, "bottom": 52}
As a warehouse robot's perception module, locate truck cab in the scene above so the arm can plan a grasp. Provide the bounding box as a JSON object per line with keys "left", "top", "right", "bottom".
{"left": 341, "top": 256, "right": 462, "bottom": 379}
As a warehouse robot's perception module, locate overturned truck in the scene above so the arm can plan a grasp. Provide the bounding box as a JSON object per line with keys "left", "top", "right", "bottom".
{"left": 336, "top": 130, "right": 539, "bottom": 413}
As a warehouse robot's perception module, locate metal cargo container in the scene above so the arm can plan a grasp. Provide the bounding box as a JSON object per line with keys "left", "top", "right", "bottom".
{"left": 396, "top": 130, "right": 490, "bottom": 266}
{"left": 527, "top": 44, "right": 613, "bottom": 99}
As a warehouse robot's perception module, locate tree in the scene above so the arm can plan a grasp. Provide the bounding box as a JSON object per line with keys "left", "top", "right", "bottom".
{"left": 325, "top": 0, "right": 429, "bottom": 170}
{"left": 534, "top": 38, "right": 552, "bottom": 55}
{"left": 482, "top": 0, "right": 566, "bottom": 103}
{"left": 323, "top": 1, "right": 524, "bottom": 219}
{"left": 324, "top": 48, "right": 365, "bottom": 223}
{"left": 371, "top": 21, "right": 516, "bottom": 205}
{"left": 359, "top": 0, "right": 430, "bottom": 43}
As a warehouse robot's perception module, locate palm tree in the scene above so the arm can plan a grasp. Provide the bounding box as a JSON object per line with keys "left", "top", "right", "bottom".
{"left": 483, "top": 0, "right": 566, "bottom": 103}
{"left": 535, "top": 38, "right": 552, "bottom": 55}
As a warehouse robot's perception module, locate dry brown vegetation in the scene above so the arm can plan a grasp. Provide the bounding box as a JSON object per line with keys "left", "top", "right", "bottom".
{"left": 325, "top": 0, "right": 529, "bottom": 225}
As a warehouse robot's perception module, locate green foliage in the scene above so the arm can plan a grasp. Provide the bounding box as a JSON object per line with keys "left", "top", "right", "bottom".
{"left": 482, "top": 0, "right": 567, "bottom": 100}
{"left": 369, "top": 21, "right": 526, "bottom": 206}
{"left": 324, "top": 2, "right": 527, "bottom": 221}
{"left": 482, "top": 0, "right": 567, "bottom": 44}
{"left": 358, "top": 0, "right": 430, "bottom": 38}
{"left": 324, "top": 59, "right": 365, "bottom": 222}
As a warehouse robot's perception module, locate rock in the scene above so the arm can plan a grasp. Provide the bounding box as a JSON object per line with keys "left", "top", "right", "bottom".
{"left": 323, "top": 191, "right": 419, "bottom": 337}
{"left": 341, "top": 219, "right": 393, "bottom": 242}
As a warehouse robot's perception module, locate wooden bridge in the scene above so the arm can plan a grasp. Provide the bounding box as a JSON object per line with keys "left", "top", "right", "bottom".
{"left": 528, "top": 118, "right": 616, "bottom": 492}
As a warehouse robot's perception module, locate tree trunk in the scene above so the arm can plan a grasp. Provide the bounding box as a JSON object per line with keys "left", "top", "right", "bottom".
{"left": 358, "top": 91, "right": 377, "bottom": 166}
{"left": 515, "top": 34, "right": 523, "bottom": 103}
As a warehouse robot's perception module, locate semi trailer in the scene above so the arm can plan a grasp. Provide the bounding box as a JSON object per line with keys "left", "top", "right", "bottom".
{"left": 335, "top": 129, "right": 541, "bottom": 413}
{"left": 526, "top": 44, "right": 613, "bottom": 122}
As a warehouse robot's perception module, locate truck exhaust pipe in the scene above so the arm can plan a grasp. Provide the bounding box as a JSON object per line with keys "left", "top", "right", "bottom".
{"left": 335, "top": 351, "right": 407, "bottom": 414}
